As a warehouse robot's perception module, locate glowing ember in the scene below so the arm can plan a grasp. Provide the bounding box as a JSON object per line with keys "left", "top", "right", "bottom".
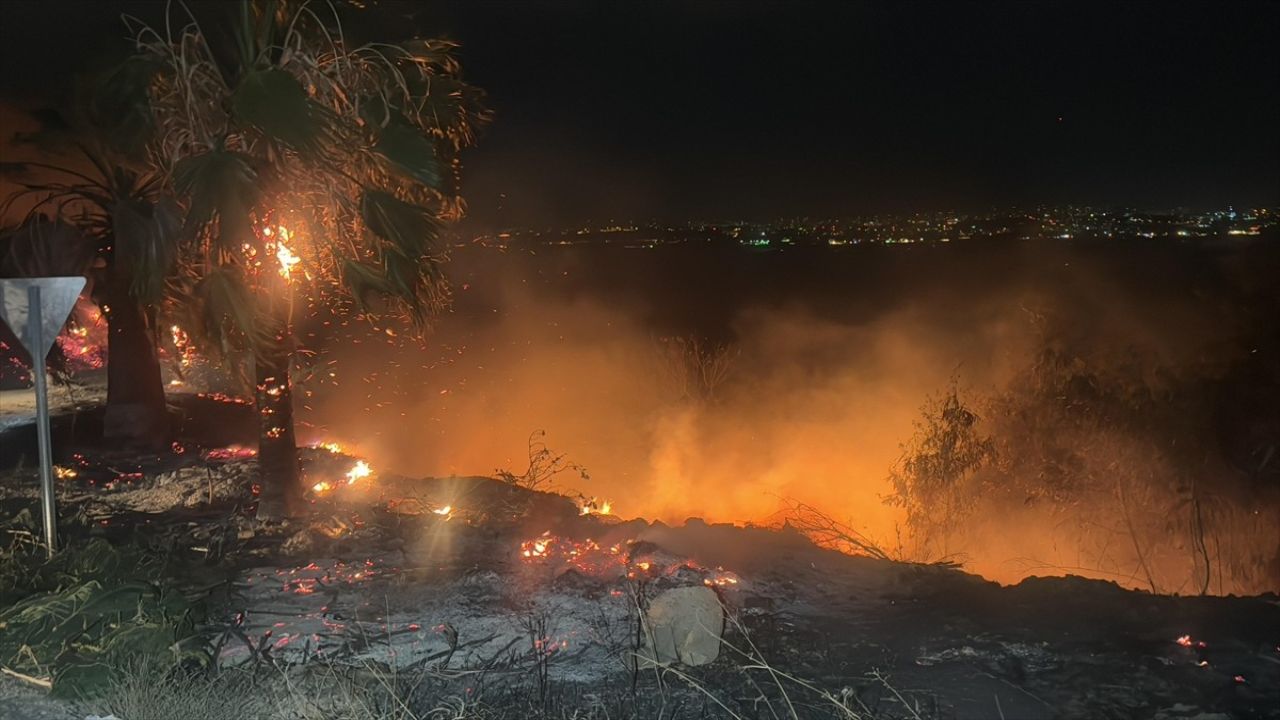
{"left": 704, "top": 569, "right": 741, "bottom": 587}
{"left": 203, "top": 445, "right": 258, "bottom": 461}
{"left": 522, "top": 532, "right": 554, "bottom": 558}
{"left": 197, "top": 392, "right": 253, "bottom": 406}
{"left": 53, "top": 302, "right": 106, "bottom": 371}
{"left": 345, "top": 460, "right": 372, "bottom": 485}
{"left": 312, "top": 481, "right": 334, "bottom": 494}
{"left": 56, "top": 326, "right": 104, "bottom": 370}
{"left": 578, "top": 497, "right": 613, "bottom": 516}
{"left": 517, "top": 533, "right": 635, "bottom": 576}
{"left": 1175, "top": 635, "right": 1193, "bottom": 647}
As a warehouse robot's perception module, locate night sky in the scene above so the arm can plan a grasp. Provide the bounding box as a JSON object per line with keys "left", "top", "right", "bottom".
{"left": 2, "top": 1, "right": 1277, "bottom": 227}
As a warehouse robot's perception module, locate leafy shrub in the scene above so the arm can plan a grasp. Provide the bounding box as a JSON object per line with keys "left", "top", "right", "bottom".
{"left": 885, "top": 381, "right": 993, "bottom": 560}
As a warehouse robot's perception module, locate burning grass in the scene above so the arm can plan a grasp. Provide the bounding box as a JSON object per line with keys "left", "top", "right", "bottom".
{"left": 1, "top": 402, "right": 1276, "bottom": 719}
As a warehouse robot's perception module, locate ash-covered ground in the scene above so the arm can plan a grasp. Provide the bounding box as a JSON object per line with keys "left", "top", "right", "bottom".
{"left": 1, "top": 399, "right": 1277, "bottom": 720}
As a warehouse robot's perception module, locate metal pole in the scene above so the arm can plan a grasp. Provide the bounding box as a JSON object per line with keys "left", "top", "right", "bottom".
{"left": 28, "top": 285, "right": 57, "bottom": 558}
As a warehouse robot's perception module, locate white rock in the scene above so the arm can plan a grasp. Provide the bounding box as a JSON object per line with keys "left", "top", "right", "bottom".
{"left": 637, "top": 585, "right": 724, "bottom": 667}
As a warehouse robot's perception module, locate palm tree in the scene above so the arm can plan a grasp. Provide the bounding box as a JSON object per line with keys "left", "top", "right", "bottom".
{"left": 1, "top": 146, "right": 179, "bottom": 448}
{"left": 119, "top": 1, "right": 487, "bottom": 518}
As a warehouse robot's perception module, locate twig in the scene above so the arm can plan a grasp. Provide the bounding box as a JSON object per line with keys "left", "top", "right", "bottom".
{"left": 0, "top": 666, "right": 52, "bottom": 690}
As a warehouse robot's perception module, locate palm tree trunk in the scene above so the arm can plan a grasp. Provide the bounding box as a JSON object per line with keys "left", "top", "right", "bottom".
{"left": 254, "top": 339, "right": 303, "bottom": 519}
{"left": 100, "top": 278, "right": 168, "bottom": 448}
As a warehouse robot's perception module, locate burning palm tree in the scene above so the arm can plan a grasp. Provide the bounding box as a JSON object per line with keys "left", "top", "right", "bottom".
{"left": 114, "top": 0, "right": 488, "bottom": 517}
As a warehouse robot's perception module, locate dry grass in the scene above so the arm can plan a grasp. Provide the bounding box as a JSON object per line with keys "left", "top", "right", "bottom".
{"left": 91, "top": 660, "right": 257, "bottom": 720}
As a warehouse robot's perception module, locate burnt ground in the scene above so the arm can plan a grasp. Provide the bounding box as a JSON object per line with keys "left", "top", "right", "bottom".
{"left": 0, "top": 399, "right": 1278, "bottom": 720}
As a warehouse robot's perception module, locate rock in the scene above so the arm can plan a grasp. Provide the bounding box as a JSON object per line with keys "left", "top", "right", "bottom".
{"left": 637, "top": 585, "right": 724, "bottom": 667}
{"left": 281, "top": 529, "right": 314, "bottom": 556}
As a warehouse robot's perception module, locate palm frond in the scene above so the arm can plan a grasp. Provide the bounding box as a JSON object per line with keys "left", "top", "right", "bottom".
{"left": 373, "top": 123, "right": 442, "bottom": 190}
{"left": 88, "top": 56, "right": 165, "bottom": 156}
{"left": 340, "top": 258, "right": 390, "bottom": 311}
{"left": 112, "top": 196, "right": 181, "bottom": 303}
{"left": 173, "top": 148, "right": 259, "bottom": 251}
{"left": 125, "top": 0, "right": 489, "bottom": 342}
{"left": 360, "top": 189, "right": 439, "bottom": 260}
{"left": 231, "top": 68, "right": 338, "bottom": 156}
{"left": 0, "top": 217, "right": 95, "bottom": 278}
{"left": 187, "top": 265, "right": 272, "bottom": 358}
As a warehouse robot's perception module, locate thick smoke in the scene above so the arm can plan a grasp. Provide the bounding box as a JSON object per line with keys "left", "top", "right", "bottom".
{"left": 305, "top": 239, "right": 1279, "bottom": 593}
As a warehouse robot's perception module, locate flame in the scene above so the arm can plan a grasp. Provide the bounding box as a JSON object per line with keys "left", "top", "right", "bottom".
{"left": 433, "top": 505, "right": 453, "bottom": 517}
{"left": 1176, "top": 635, "right": 1193, "bottom": 647}
{"left": 54, "top": 465, "right": 78, "bottom": 479}
{"left": 310, "top": 457, "right": 372, "bottom": 495}
{"left": 345, "top": 460, "right": 372, "bottom": 485}
{"left": 170, "top": 325, "right": 197, "bottom": 367}
{"left": 578, "top": 497, "right": 613, "bottom": 516}
{"left": 275, "top": 239, "right": 301, "bottom": 279}
{"left": 314, "top": 442, "right": 345, "bottom": 454}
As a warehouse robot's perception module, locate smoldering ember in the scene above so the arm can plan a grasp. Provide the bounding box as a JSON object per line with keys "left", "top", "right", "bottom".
{"left": 0, "top": 2, "right": 1277, "bottom": 720}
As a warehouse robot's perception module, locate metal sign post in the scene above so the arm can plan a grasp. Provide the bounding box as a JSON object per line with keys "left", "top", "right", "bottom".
{"left": 0, "top": 277, "right": 87, "bottom": 558}
{"left": 28, "top": 285, "right": 58, "bottom": 556}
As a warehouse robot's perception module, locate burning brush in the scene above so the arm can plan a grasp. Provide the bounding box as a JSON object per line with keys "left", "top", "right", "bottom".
{"left": 305, "top": 441, "right": 375, "bottom": 496}
{"left": 577, "top": 496, "right": 613, "bottom": 516}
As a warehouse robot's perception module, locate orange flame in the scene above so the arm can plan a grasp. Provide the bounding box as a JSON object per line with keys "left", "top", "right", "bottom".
{"left": 275, "top": 239, "right": 301, "bottom": 279}
{"left": 345, "top": 460, "right": 372, "bottom": 485}
{"left": 578, "top": 497, "right": 613, "bottom": 516}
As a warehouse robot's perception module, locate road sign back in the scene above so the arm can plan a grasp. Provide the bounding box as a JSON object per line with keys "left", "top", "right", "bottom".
{"left": 0, "top": 277, "right": 86, "bottom": 360}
